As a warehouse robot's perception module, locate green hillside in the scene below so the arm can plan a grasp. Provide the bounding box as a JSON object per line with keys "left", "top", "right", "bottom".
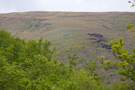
{"left": 0, "top": 12, "right": 135, "bottom": 61}
{"left": 0, "top": 12, "right": 135, "bottom": 89}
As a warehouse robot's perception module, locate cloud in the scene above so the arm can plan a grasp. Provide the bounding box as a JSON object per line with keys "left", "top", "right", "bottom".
{"left": 0, "top": 0, "right": 17, "bottom": 13}
{"left": 0, "top": 0, "right": 134, "bottom": 13}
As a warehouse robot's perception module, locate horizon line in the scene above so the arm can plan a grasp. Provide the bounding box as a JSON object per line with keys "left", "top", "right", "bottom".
{"left": 0, "top": 10, "right": 135, "bottom": 14}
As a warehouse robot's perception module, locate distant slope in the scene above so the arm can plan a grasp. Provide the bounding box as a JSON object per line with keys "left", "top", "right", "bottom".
{"left": 0, "top": 12, "right": 135, "bottom": 62}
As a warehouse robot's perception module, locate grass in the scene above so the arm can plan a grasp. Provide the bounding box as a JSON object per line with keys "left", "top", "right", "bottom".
{"left": 0, "top": 12, "right": 135, "bottom": 62}
{"left": 44, "top": 29, "right": 76, "bottom": 40}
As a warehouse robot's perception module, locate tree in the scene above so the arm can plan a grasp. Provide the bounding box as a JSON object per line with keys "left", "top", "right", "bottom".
{"left": 129, "top": 0, "right": 135, "bottom": 7}
{"left": 103, "top": 22, "right": 135, "bottom": 90}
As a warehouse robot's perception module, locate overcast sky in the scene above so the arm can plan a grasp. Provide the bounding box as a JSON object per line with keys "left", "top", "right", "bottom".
{"left": 0, "top": 0, "right": 134, "bottom": 13}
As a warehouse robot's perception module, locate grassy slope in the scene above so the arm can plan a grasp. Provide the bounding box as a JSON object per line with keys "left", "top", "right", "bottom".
{"left": 0, "top": 12, "right": 134, "bottom": 61}
{"left": 0, "top": 12, "right": 135, "bottom": 84}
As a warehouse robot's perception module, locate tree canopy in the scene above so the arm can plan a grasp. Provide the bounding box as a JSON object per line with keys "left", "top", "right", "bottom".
{"left": 0, "top": 30, "right": 133, "bottom": 90}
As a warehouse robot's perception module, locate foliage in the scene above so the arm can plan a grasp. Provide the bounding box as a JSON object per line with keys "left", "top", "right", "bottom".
{"left": 0, "top": 30, "right": 132, "bottom": 90}
{"left": 68, "top": 53, "right": 78, "bottom": 68}
{"left": 85, "top": 59, "right": 99, "bottom": 74}
{"left": 109, "top": 37, "right": 135, "bottom": 82}
{"left": 99, "top": 56, "right": 112, "bottom": 70}
{"left": 108, "top": 24, "right": 135, "bottom": 84}
{"left": 126, "top": 24, "right": 135, "bottom": 31}
{"left": 129, "top": 0, "right": 135, "bottom": 7}
{"left": 0, "top": 30, "right": 107, "bottom": 90}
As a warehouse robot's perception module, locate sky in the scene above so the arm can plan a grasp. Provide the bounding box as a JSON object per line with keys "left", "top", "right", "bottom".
{"left": 0, "top": 0, "right": 134, "bottom": 13}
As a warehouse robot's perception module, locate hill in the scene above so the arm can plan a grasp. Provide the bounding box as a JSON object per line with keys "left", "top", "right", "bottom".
{"left": 0, "top": 12, "right": 135, "bottom": 62}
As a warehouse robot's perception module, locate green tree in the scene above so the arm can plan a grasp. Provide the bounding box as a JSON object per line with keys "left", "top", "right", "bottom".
{"left": 107, "top": 23, "right": 135, "bottom": 90}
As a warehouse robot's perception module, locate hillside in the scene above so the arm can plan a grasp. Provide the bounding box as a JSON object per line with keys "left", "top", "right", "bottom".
{"left": 0, "top": 12, "right": 135, "bottom": 62}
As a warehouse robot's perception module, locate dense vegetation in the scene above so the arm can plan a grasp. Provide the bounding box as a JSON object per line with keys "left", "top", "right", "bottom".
{"left": 0, "top": 29, "right": 135, "bottom": 90}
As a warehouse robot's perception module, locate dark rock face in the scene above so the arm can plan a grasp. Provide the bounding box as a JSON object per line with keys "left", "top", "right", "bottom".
{"left": 88, "top": 33, "right": 103, "bottom": 38}
{"left": 88, "top": 33, "right": 111, "bottom": 50}
{"left": 95, "top": 39, "right": 106, "bottom": 43}
{"left": 99, "top": 43, "right": 111, "bottom": 50}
